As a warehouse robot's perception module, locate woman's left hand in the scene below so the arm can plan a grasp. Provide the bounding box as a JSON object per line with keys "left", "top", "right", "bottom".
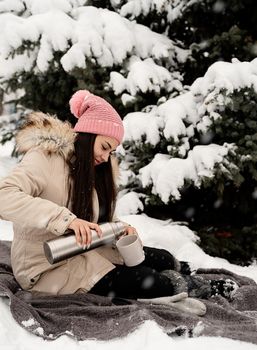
{"left": 123, "top": 225, "right": 137, "bottom": 236}
{"left": 123, "top": 225, "right": 143, "bottom": 247}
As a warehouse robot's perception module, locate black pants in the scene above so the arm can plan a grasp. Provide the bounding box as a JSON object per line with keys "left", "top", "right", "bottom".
{"left": 90, "top": 246, "right": 178, "bottom": 299}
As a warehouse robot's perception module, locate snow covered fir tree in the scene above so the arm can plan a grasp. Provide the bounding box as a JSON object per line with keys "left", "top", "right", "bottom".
{"left": 0, "top": 0, "right": 257, "bottom": 264}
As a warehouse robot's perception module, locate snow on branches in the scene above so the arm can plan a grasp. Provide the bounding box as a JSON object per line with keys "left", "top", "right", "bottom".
{"left": 119, "top": 58, "right": 257, "bottom": 208}
{"left": 0, "top": 5, "right": 187, "bottom": 81}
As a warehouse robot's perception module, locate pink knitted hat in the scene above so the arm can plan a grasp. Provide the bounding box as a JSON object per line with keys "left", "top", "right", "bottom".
{"left": 69, "top": 90, "right": 124, "bottom": 144}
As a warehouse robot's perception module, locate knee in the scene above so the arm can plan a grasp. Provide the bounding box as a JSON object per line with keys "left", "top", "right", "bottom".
{"left": 159, "top": 249, "right": 180, "bottom": 270}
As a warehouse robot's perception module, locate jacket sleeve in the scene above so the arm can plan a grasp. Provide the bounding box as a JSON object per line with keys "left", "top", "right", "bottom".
{"left": 0, "top": 149, "right": 76, "bottom": 235}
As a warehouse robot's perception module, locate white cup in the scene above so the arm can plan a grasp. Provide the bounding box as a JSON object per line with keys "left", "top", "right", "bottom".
{"left": 116, "top": 234, "right": 145, "bottom": 267}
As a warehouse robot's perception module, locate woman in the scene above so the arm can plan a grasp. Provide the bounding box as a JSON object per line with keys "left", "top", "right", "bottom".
{"left": 0, "top": 90, "right": 237, "bottom": 301}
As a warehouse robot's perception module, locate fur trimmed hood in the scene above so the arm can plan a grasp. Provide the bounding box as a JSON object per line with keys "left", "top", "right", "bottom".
{"left": 15, "top": 112, "right": 76, "bottom": 160}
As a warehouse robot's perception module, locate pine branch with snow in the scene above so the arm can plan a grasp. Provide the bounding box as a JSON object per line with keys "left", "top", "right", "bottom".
{"left": 0, "top": 1, "right": 188, "bottom": 119}
{"left": 119, "top": 58, "right": 257, "bottom": 212}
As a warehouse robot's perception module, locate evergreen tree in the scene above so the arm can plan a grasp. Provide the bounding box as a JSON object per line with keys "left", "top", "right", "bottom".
{"left": 168, "top": 0, "right": 257, "bottom": 84}
{"left": 0, "top": 0, "right": 186, "bottom": 122}
{"left": 1, "top": 0, "right": 257, "bottom": 263}
{"left": 116, "top": 0, "right": 257, "bottom": 83}
{"left": 119, "top": 57, "right": 257, "bottom": 264}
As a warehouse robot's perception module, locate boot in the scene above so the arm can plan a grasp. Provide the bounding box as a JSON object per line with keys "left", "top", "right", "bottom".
{"left": 184, "top": 275, "right": 239, "bottom": 300}
{"left": 210, "top": 278, "right": 239, "bottom": 299}
{"left": 183, "top": 275, "right": 212, "bottom": 299}
{"left": 161, "top": 270, "right": 188, "bottom": 295}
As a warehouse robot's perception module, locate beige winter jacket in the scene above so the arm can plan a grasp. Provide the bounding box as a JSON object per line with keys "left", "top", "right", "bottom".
{"left": 0, "top": 112, "right": 124, "bottom": 295}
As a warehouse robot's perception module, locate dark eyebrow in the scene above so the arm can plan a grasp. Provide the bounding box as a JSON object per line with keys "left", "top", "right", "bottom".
{"left": 105, "top": 141, "right": 116, "bottom": 151}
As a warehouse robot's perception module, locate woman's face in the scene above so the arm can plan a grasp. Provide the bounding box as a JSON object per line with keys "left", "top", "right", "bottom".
{"left": 93, "top": 135, "right": 119, "bottom": 166}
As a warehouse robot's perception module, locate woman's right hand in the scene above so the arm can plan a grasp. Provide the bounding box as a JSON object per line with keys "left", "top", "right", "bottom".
{"left": 68, "top": 218, "right": 102, "bottom": 248}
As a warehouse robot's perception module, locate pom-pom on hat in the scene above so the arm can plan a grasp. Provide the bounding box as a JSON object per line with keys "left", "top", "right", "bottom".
{"left": 69, "top": 90, "right": 124, "bottom": 144}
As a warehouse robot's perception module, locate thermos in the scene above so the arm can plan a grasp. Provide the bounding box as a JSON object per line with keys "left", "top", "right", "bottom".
{"left": 44, "top": 222, "right": 126, "bottom": 264}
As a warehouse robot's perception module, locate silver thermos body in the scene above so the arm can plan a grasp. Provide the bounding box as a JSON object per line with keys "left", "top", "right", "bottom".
{"left": 44, "top": 222, "right": 126, "bottom": 264}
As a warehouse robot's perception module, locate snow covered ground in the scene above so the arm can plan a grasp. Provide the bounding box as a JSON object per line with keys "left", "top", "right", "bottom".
{"left": 1, "top": 141, "right": 257, "bottom": 349}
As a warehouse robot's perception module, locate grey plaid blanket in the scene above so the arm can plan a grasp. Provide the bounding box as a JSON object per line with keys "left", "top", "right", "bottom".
{"left": 1, "top": 240, "right": 257, "bottom": 343}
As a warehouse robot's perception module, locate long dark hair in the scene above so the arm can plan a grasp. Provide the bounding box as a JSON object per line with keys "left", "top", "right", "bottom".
{"left": 69, "top": 133, "right": 117, "bottom": 222}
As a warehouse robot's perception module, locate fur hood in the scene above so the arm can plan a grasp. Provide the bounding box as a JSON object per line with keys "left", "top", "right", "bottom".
{"left": 15, "top": 112, "right": 76, "bottom": 160}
